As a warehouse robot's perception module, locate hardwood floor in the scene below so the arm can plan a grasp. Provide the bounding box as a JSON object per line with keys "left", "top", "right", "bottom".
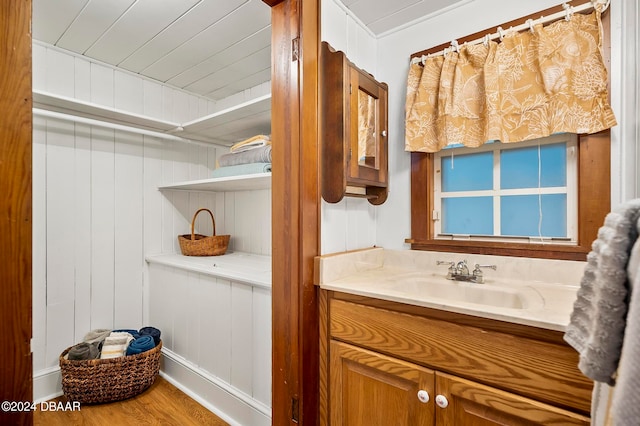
{"left": 34, "top": 376, "right": 229, "bottom": 426}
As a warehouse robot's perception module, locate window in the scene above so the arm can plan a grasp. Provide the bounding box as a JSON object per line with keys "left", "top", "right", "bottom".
{"left": 409, "top": 132, "right": 611, "bottom": 261}
{"left": 433, "top": 134, "right": 577, "bottom": 244}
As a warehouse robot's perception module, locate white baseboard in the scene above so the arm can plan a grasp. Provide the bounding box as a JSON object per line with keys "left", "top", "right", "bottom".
{"left": 160, "top": 348, "right": 271, "bottom": 426}
{"left": 33, "top": 366, "right": 63, "bottom": 403}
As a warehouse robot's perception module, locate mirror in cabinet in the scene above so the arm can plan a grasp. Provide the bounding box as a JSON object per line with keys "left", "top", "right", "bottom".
{"left": 321, "top": 41, "right": 388, "bottom": 205}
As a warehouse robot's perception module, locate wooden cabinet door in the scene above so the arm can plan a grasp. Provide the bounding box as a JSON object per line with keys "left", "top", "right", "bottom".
{"left": 330, "top": 341, "right": 435, "bottom": 426}
{"left": 435, "top": 372, "right": 590, "bottom": 426}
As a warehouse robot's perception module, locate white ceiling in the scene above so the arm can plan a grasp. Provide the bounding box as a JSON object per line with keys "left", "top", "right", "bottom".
{"left": 33, "top": 0, "right": 272, "bottom": 101}
{"left": 32, "top": 0, "right": 461, "bottom": 102}
{"left": 340, "top": 0, "right": 464, "bottom": 35}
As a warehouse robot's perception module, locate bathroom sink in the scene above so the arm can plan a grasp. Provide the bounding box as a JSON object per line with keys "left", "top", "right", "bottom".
{"left": 382, "top": 277, "right": 541, "bottom": 310}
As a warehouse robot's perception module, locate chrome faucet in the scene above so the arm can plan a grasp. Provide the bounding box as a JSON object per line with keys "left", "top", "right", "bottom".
{"left": 436, "top": 260, "right": 497, "bottom": 284}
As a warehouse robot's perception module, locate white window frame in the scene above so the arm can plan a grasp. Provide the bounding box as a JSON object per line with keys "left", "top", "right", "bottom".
{"left": 433, "top": 133, "right": 578, "bottom": 244}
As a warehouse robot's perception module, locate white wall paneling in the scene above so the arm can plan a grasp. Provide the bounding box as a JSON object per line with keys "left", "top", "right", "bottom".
{"left": 320, "top": 0, "right": 379, "bottom": 255}
{"left": 148, "top": 263, "right": 272, "bottom": 425}
{"left": 610, "top": 0, "right": 640, "bottom": 203}
{"left": 32, "top": 117, "right": 47, "bottom": 372}
{"left": 73, "top": 124, "right": 92, "bottom": 344}
{"left": 32, "top": 43, "right": 273, "bottom": 421}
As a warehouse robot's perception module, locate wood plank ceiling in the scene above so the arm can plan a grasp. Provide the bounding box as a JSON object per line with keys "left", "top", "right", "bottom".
{"left": 32, "top": 0, "right": 465, "bottom": 103}
{"left": 32, "top": 0, "right": 272, "bottom": 102}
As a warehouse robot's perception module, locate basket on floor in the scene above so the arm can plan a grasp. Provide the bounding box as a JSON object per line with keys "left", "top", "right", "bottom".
{"left": 59, "top": 341, "right": 162, "bottom": 404}
{"left": 178, "top": 208, "right": 230, "bottom": 256}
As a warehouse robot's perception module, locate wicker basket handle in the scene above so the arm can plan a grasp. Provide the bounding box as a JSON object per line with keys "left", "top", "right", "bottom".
{"left": 190, "top": 208, "right": 216, "bottom": 240}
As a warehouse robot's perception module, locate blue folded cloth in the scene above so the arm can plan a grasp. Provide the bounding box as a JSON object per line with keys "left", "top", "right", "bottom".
{"left": 126, "top": 335, "right": 156, "bottom": 355}
{"left": 113, "top": 329, "right": 141, "bottom": 339}
{"left": 139, "top": 326, "right": 161, "bottom": 346}
{"left": 211, "top": 162, "right": 272, "bottom": 178}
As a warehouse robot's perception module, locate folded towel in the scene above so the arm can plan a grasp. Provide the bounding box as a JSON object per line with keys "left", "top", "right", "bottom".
{"left": 211, "top": 162, "right": 272, "bottom": 178}
{"left": 113, "top": 328, "right": 141, "bottom": 339}
{"left": 67, "top": 342, "right": 100, "bottom": 360}
{"left": 230, "top": 134, "right": 271, "bottom": 153}
{"left": 139, "top": 326, "right": 161, "bottom": 346}
{"left": 126, "top": 335, "right": 156, "bottom": 356}
{"left": 99, "top": 332, "right": 134, "bottom": 359}
{"left": 218, "top": 145, "right": 271, "bottom": 167}
{"left": 83, "top": 328, "right": 111, "bottom": 345}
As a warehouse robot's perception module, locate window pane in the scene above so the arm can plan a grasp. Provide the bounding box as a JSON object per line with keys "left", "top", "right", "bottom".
{"left": 442, "top": 197, "right": 493, "bottom": 235}
{"left": 501, "top": 194, "right": 567, "bottom": 237}
{"left": 441, "top": 151, "right": 493, "bottom": 192}
{"left": 501, "top": 143, "right": 566, "bottom": 189}
{"left": 540, "top": 143, "right": 566, "bottom": 187}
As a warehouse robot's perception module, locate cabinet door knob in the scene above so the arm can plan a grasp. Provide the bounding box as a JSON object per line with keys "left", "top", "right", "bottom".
{"left": 417, "top": 389, "right": 430, "bottom": 403}
{"left": 381, "top": 130, "right": 387, "bottom": 137}
{"left": 435, "top": 394, "right": 449, "bottom": 408}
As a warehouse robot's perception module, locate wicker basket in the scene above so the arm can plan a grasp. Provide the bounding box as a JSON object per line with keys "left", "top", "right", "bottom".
{"left": 59, "top": 341, "right": 162, "bottom": 404}
{"left": 178, "top": 208, "right": 230, "bottom": 256}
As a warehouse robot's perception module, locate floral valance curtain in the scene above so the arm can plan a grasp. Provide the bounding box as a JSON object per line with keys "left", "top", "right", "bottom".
{"left": 405, "top": 10, "right": 617, "bottom": 153}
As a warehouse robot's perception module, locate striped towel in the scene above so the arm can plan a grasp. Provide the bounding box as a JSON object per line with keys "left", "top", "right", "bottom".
{"left": 99, "top": 332, "right": 134, "bottom": 359}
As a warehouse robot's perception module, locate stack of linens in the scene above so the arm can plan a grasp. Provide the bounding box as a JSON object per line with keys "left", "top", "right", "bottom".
{"left": 64, "top": 326, "right": 162, "bottom": 360}
{"left": 212, "top": 134, "right": 272, "bottom": 178}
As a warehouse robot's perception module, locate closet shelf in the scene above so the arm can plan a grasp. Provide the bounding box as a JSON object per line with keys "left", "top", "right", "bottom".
{"left": 158, "top": 173, "right": 271, "bottom": 192}
{"left": 177, "top": 93, "right": 271, "bottom": 146}
{"left": 33, "top": 90, "right": 271, "bottom": 146}
{"left": 146, "top": 251, "right": 271, "bottom": 289}
{"left": 33, "top": 90, "right": 181, "bottom": 132}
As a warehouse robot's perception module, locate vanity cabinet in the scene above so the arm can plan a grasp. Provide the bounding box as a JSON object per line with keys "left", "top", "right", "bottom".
{"left": 321, "top": 291, "right": 591, "bottom": 426}
{"left": 330, "top": 341, "right": 435, "bottom": 425}
{"left": 320, "top": 41, "right": 388, "bottom": 205}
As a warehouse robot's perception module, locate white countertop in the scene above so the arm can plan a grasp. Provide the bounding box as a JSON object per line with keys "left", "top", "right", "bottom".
{"left": 316, "top": 247, "right": 585, "bottom": 332}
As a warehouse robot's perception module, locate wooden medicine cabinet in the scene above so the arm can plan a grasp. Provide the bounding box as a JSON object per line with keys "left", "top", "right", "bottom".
{"left": 320, "top": 41, "right": 388, "bottom": 205}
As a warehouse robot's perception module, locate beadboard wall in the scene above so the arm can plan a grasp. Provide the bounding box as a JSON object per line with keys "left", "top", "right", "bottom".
{"left": 149, "top": 264, "right": 271, "bottom": 426}
{"left": 31, "top": 43, "right": 272, "bottom": 403}
{"left": 320, "top": 0, "right": 379, "bottom": 255}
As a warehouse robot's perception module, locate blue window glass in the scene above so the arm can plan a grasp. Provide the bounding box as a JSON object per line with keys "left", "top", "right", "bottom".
{"left": 501, "top": 194, "right": 567, "bottom": 237}
{"left": 441, "top": 151, "right": 493, "bottom": 192}
{"left": 540, "top": 143, "right": 566, "bottom": 187}
{"left": 501, "top": 143, "right": 566, "bottom": 189}
{"left": 442, "top": 197, "right": 493, "bottom": 235}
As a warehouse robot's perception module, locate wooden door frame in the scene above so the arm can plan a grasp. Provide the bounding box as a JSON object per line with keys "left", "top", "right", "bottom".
{"left": 0, "top": 1, "right": 33, "bottom": 425}
{"left": 263, "top": 0, "right": 320, "bottom": 424}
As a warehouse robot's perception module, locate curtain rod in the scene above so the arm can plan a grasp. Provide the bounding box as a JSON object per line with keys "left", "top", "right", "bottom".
{"left": 410, "top": 0, "right": 610, "bottom": 63}
{"left": 32, "top": 108, "right": 225, "bottom": 147}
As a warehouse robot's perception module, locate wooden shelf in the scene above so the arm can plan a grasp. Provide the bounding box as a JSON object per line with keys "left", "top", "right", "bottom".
{"left": 178, "top": 94, "right": 271, "bottom": 146}
{"left": 33, "top": 90, "right": 181, "bottom": 132}
{"left": 158, "top": 173, "right": 271, "bottom": 192}
{"left": 146, "top": 251, "right": 271, "bottom": 289}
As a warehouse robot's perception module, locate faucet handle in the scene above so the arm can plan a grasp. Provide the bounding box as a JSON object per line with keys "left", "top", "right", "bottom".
{"left": 474, "top": 264, "right": 497, "bottom": 271}
{"left": 437, "top": 261, "right": 456, "bottom": 279}
{"left": 471, "top": 264, "right": 495, "bottom": 284}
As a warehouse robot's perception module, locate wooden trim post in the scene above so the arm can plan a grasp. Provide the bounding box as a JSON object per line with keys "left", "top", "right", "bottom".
{"left": 0, "top": 1, "right": 33, "bottom": 425}
{"left": 265, "top": 0, "right": 321, "bottom": 424}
